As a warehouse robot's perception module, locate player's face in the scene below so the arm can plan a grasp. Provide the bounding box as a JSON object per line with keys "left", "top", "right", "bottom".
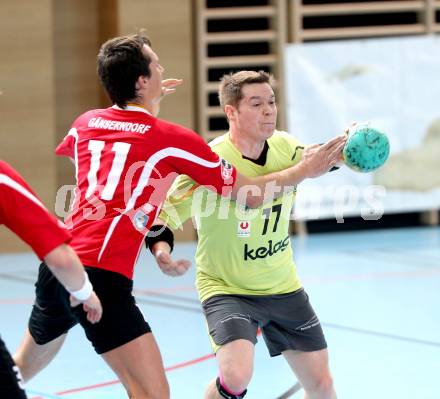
{"left": 234, "top": 83, "right": 277, "bottom": 140}
{"left": 143, "top": 44, "right": 164, "bottom": 99}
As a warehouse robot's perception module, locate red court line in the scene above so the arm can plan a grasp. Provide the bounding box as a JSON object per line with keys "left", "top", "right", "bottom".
{"left": 31, "top": 352, "right": 216, "bottom": 397}
{"left": 31, "top": 331, "right": 263, "bottom": 398}
{"left": 55, "top": 379, "right": 120, "bottom": 396}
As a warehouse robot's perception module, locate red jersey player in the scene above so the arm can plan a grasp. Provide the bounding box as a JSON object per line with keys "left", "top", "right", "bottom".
{"left": 53, "top": 103, "right": 242, "bottom": 279}
{"left": 14, "top": 34, "right": 345, "bottom": 398}
{"left": 0, "top": 160, "right": 102, "bottom": 399}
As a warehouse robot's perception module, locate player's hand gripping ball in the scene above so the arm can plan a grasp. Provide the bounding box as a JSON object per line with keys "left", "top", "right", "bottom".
{"left": 343, "top": 124, "right": 390, "bottom": 172}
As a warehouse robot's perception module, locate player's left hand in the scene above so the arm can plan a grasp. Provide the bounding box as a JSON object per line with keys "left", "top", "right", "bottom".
{"left": 304, "top": 139, "right": 345, "bottom": 164}
{"left": 161, "top": 78, "right": 183, "bottom": 97}
{"left": 303, "top": 143, "right": 321, "bottom": 159}
{"left": 155, "top": 250, "right": 191, "bottom": 277}
{"left": 69, "top": 291, "right": 103, "bottom": 324}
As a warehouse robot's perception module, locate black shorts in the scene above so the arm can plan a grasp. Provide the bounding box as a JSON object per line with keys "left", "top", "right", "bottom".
{"left": 29, "top": 263, "right": 151, "bottom": 354}
{"left": 0, "top": 335, "right": 27, "bottom": 399}
{"left": 202, "top": 288, "right": 327, "bottom": 357}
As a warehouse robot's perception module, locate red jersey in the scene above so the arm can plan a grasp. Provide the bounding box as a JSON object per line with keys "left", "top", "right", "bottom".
{"left": 56, "top": 105, "right": 236, "bottom": 278}
{"left": 0, "top": 161, "right": 71, "bottom": 259}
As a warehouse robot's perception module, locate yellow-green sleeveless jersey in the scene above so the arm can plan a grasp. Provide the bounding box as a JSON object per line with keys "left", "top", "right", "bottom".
{"left": 159, "top": 130, "right": 304, "bottom": 303}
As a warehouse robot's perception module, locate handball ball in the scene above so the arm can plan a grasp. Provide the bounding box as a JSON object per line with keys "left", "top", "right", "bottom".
{"left": 343, "top": 124, "right": 390, "bottom": 172}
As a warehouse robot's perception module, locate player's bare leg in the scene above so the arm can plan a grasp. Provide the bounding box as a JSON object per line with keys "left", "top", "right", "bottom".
{"left": 101, "top": 332, "right": 169, "bottom": 399}
{"left": 204, "top": 339, "right": 254, "bottom": 399}
{"left": 283, "top": 348, "right": 336, "bottom": 399}
{"left": 13, "top": 329, "right": 67, "bottom": 382}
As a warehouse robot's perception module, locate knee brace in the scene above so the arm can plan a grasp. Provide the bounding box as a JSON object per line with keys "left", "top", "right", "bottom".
{"left": 216, "top": 377, "right": 247, "bottom": 399}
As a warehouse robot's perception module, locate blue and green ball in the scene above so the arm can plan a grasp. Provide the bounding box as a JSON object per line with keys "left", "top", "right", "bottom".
{"left": 343, "top": 124, "right": 390, "bottom": 173}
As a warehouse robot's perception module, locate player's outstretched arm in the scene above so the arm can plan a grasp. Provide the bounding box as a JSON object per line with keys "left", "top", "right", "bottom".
{"left": 232, "top": 134, "right": 346, "bottom": 208}
{"left": 44, "top": 244, "right": 102, "bottom": 324}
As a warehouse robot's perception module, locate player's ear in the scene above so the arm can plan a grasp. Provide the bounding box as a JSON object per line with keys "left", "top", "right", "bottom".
{"left": 224, "top": 104, "right": 236, "bottom": 122}
{"left": 136, "top": 75, "right": 148, "bottom": 90}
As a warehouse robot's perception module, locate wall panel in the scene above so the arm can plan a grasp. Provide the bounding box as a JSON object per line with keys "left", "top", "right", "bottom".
{"left": 117, "top": 0, "right": 195, "bottom": 130}
{"left": 53, "top": 0, "right": 102, "bottom": 189}
{"left": 0, "top": 0, "right": 56, "bottom": 252}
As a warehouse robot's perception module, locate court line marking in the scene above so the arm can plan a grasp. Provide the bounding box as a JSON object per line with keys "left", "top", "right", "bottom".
{"left": 301, "top": 267, "right": 440, "bottom": 284}
{"left": 276, "top": 382, "right": 302, "bottom": 399}
{"left": 0, "top": 272, "right": 35, "bottom": 283}
{"left": 322, "top": 322, "right": 440, "bottom": 348}
{"left": 26, "top": 389, "right": 64, "bottom": 399}
{"left": 338, "top": 248, "right": 440, "bottom": 269}
{"left": 29, "top": 352, "right": 217, "bottom": 398}
{"left": 29, "top": 333, "right": 268, "bottom": 398}
{"left": 135, "top": 297, "right": 202, "bottom": 313}
{"left": 0, "top": 297, "right": 33, "bottom": 304}
{"left": 26, "top": 299, "right": 440, "bottom": 398}
{"left": 134, "top": 288, "right": 200, "bottom": 304}
{"left": 29, "top": 346, "right": 302, "bottom": 399}
{"left": 1, "top": 266, "right": 439, "bottom": 295}
{"left": 2, "top": 271, "right": 438, "bottom": 349}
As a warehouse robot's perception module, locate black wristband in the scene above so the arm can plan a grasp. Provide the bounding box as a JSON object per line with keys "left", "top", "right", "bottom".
{"left": 145, "top": 225, "right": 174, "bottom": 254}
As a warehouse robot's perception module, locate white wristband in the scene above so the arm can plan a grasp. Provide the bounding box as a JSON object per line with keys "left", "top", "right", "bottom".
{"left": 68, "top": 272, "right": 93, "bottom": 301}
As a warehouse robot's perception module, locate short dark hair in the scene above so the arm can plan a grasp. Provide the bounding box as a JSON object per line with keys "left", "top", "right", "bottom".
{"left": 218, "top": 70, "right": 275, "bottom": 109}
{"left": 97, "top": 34, "right": 152, "bottom": 108}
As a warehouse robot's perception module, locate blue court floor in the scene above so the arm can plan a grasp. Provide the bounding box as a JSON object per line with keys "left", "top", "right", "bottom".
{"left": 1, "top": 226, "right": 439, "bottom": 398}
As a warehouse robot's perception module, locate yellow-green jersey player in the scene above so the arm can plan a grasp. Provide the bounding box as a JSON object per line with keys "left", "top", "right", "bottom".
{"left": 149, "top": 71, "right": 340, "bottom": 399}
{"left": 160, "top": 129, "right": 304, "bottom": 303}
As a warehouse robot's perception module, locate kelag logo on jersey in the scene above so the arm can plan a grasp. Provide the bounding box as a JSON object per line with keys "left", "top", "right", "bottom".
{"left": 244, "top": 235, "right": 290, "bottom": 261}
{"left": 237, "top": 221, "right": 251, "bottom": 238}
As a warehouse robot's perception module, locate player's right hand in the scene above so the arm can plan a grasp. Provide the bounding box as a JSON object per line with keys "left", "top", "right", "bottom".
{"left": 155, "top": 250, "right": 191, "bottom": 277}
{"left": 70, "top": 292, "right": 103, "bottom": 324}
{"left": 302, "top": 135, "right": 347, "bottom": 178}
